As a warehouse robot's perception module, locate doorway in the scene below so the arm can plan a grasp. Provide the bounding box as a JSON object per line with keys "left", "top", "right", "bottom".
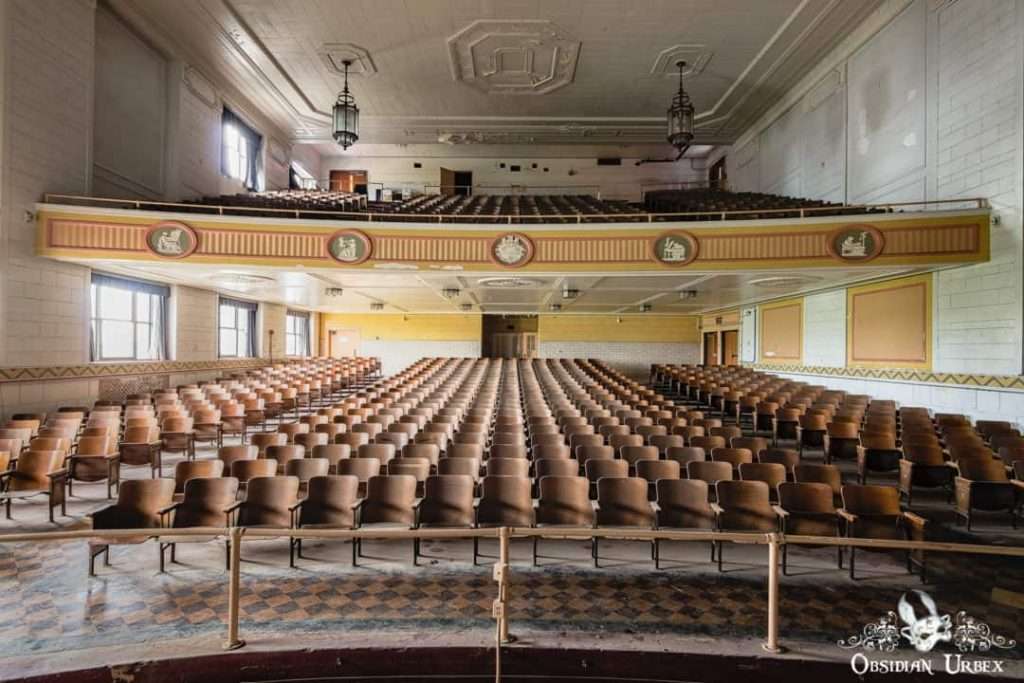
{"left": 482, "top": 315, "right": 538, "bottom": 358}
{"left": 703, "top": 331, "right": 719, "bottom": 366}
{"left": 329, "top": 170, "right": 368, "bottom": 194}
{"left": 709, "top": 156, "right": 727, "bottom": 190}
{"left": 453, "top": 171, "right": 473, "bottom": 196}
{"left": 722, "top": 330, "right": 739, "bottom": 366}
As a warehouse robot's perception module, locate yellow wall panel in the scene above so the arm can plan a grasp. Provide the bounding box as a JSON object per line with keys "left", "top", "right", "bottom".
{"left": 759, "top": 299, "right": 803, "bottom": 364}
{"left": 538, "top": 315, "right": 699, "bottom": 343}
{"left": 847, "top": 274, "right": 932, "bottom": 369}
{"left": 319, "top": 314, "right": 482, "bottom": 341}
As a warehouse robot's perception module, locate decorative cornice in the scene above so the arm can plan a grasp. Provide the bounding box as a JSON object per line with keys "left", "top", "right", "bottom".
{"left": 0, "top": 358, "right": 271, "bottom": 384}
{"left": 751, "top": 364, "right": 1024, "bottom": 392}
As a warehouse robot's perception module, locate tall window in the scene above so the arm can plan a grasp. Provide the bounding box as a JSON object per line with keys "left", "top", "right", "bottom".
{"left": 219, "top": 298, "right": 257, "bottom": 358}
{"left": 90, "top": 273, "right": 169, "bottom": 361}
{"left": 221, "top": 109, "right": 262, "bottom": 190}
{"left": 286, "top": 311, "right": 311, "bottom": 357}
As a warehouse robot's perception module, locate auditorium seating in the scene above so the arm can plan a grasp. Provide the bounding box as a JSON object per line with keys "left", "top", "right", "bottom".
{"left": 64, "top": 187, "right": 900, "bottom": 224}
{"left": 3, "top": 354, "right": 1022, "bottom": 582}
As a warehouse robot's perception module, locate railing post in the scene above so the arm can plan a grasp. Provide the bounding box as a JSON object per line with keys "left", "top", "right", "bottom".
{"left": 223, "top": 526, "right": 246, "bottom": 651}
{"left": 494, "top": 527, "right": 513, "bottom": 644}
{"left": 762, "top": 532, "right": 785, "bottom": 654}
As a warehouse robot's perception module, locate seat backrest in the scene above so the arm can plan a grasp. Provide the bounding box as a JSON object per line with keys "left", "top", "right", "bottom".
{"left": 635, "top": 459, "right": 680, "bottom": 483}
{"left": 609, "top": 433, "right": 643, "bottom": 451}
{"left": 486, "top": 457, "right": 529, "bottom": 477}
{"left": 841, "top": 483, "right": 901, "bottom": 516}
{"left": 361, "top": 475, "right": 417, "bottom": 525}
{"left": 738, "top": 462, "right": 787, "bottom": 491}
{"left": 778, "top": 482, "right": 835, "bottom": 513}
{"left": 690, "top": 435, "right": 726, "bottom": 451}
{"left": 285, "top": 457, "right": 331, "bottom": 482}
{"left": 958, "top": 457, "right": 1009, "bottom": 482}
{"left": 113, "top": 478, "right": 176, "bottom": 524}
{"left": 447, "top": 442, "right": 484, "bottom": 459}
{"left": 266, "top": 444, "right": 305, "bottom": 467}
{"left": 584, "top": 458, "right": 628, "bottom": 482}
{"left": 217, "top": 445, "right": 257, "bottom": 468}
{"left": 300, "top": 475, "right": 360, "bottom": 527}
{"left": 336, "top": 457, "right": 381, "bottom": 482}
{"left": 715, "top": 480, "right": 776, "bottom": 531}
{"left": 358, "top": 443, "right": 396, "bottom": 463}
{"left": 576, "top": 444, "right": 614, "bottom": 466}
{"left": 666, "top": 446, "right": 705, "bottom": 466}
{"left": 477, "top": 475, "right": 533, "bottom": 526}
{"left": 732, "top": 437, "right": 769, "bottom": 456}
{"left": 76, "top": 435, "right": 112, "bottom": 456}
{"left": 490, "top": 443, "right": 528, "bottom": 459}
{"left": 239, "top": 476, "right": 300, "bottom": 527}
{"left": 175, "top": 477, "right": 240, "bottom": 527}
{"left": 418, "top": 475, "right": 475, "bottom": 526}
{"left": 402, "top": 443, "right": 440, "bottom": 465}
{"left": 535, "top": 458, "right": 579, "bottom": 478}
{"left": 596, "top": 477, "right": 654, "bottom": 527}
{"left": 654, "top": 479, "right": 714, "bottom": 529}
{"left": 11, "top": 450, "right": 62, "bottom": 489}
{"left": 231, "top": 458, "right": 278, "bottom": 483}
{"left": 536, "top": 476, "right": 593, "bottom": 526}
{"left": 532, "top": 443, "right": 571, "bottom": 460}
{"left": 387, "top": 457, "right": 431, "bottom": 481}
{"left": 312, "top": 444, "right": 351, "bottom": 469}
{"left": 793, "top": 464, "right": 842, "bottom": 496}
{"left": 686, "top": 460, "right": 733, "bottom": 485}
{"left": 758, "top": 448, "right": 799, "bottom": 469}
{"left": 174, "top": 459, "right": 225, "bottom": 493}
{"left": 619, "top": 445, "right": 659, "bottom": 467}
{"left": 710, "top": 447, "right": 754, "bottom": 468}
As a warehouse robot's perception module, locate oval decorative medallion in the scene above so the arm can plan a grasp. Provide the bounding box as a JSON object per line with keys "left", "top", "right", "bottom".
{"left": 827, "top": 224, "right": 884, "bottom": 262}
{"left": 652, "top": 231, "right": 698, "bottom": 266}
{"left": 145, "top": 221, "right": 198, "bottom": 258}
{"left": 490, "top": 232, "right": 534, "bottom": 268}
{"left": 327, "top": 229, "right": 373, "bottom": 265}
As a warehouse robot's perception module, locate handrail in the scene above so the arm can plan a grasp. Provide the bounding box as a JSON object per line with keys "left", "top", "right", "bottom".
{"left": 3, "top": 522, "right": 1022, "bottom": 665}
{"left": 39, "top": 193, "right": 990, "bottom": 225}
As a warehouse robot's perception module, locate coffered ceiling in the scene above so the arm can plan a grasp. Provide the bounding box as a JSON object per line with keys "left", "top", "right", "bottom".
{"left": 116, "top": 0, "right": 883, "bottom": 147}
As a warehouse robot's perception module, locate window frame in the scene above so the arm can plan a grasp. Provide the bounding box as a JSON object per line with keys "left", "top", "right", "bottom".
{"left": 219, "top": 297, "right": 257, "bottom": 358}
{"left": 286, "top": 310, "right": 311, "bottom": 357}
{"left": 90, "top": 274, "right": 168, "bottom": 362}
{"left": 221, "top": 108, "right": 262, "bottom": 191}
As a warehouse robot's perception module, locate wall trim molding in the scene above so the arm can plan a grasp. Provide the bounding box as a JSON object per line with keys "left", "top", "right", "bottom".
{"left": 750, "top": 363, "right": 1024, "bottom": 392}
{"left": 0, "top": 358, "right": 271, "bottom": 384}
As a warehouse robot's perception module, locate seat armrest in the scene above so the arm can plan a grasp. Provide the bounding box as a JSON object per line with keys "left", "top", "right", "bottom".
{"left": 651, "top": 502, "right": 661, "bottom": 513}
{"left": 837, "top": 508, "right": 857, "bottom": 524}
{"left": 157, "top": 502, "right": 181, "bottom": 516}
{"left": 288, "top": 500, "right": 305, "bottom": 513}
{"left": 224, "top": 501, "right": 243, "bottom": 514}
{"left": 710, "top": 502, "right": 724, "bottom": 515}
{"left": 902, "top": 511, "right": 927, "bottom": 529}
{"left": 771, "top": 505, "right": 788, "bottom": 518}
{"left": 48, "top": 468, "right": 68, "bottom": 482}
{"left": 1010, "top": 480, "right": 1024, "bottom": 492}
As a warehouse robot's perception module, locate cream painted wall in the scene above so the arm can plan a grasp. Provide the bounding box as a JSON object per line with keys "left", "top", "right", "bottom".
{"left": 729, "top": 0, "right": 1024, "bottom": 377}
{"left": 802, "top": 290, "right": 846, "bottom": 368}
{"left": 317, "top": 144, "right": 705, "bottom": 202}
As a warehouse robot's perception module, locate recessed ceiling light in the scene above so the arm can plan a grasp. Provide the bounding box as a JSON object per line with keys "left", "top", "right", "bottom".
{"left": 477, "top": 277, "right": 544, "bottom": 289}
{"left": 749, "top": 275, "right": 823, "bottom": 288}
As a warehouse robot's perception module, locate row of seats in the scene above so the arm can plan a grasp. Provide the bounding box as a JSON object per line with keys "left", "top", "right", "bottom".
{"left": 77, "top": 357, "right": 930, "bottom": 580}
{"left": 0, "top": 356, "right": 380, "bottom": 520}
{"left": 652, "top": 364, "right": 1024, "bottom": 531}
{"left": 71, "top": 189, "right": 895, "bottom": 224}
{"left": 643, "top": 189, "right": 880, "bottom": 220}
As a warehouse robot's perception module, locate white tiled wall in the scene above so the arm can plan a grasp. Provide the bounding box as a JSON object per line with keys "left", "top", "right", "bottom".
{"left": 361, "top": 341, "right": 482, "bottom": 376}
{"left": 802, "top": 291, "right": 846, "bottom": 367}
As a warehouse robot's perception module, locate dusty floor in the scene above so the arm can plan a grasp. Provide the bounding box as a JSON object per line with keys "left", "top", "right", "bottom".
{"left": 1, "top": 405, "right": 1023, "bottom": 680}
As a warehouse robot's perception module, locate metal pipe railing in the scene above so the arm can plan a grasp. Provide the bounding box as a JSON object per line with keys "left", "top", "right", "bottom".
{"left": 2, "top": 524, "right": 1022, "bottom": 672}
{"left": 39, "top": 193, "right": 990, "bottom": 225}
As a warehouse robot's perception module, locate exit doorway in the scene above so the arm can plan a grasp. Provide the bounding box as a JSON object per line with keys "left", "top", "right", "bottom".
{"left": 703, "top": 331, "right": 719, "bottom": 366}
{"left": 441, "top": 168, "right": 473, "bottom": 196}
{"left": 482, "top": 315, "right": 538, "bottom": 358}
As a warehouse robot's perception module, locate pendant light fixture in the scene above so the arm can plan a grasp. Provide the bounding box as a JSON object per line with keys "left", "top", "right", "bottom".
{"left": 332, "top": 60, "right": 360, "bottom": 150}
{"left": 666, "top": 60, "right": 695, "bottom": 154}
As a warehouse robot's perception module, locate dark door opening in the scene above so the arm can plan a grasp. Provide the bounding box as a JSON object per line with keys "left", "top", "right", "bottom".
{"left": 482, "top": 315, "right": 538, "bottom": 358}
{"left": 453, "top": 171, "right": 473, "bottom": 196}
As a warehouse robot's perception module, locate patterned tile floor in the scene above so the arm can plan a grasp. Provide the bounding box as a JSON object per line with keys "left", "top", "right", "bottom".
{"left": 1, "top": 414, "right": 1023, "bottom": 675}
{"left": 1, "top": 532, "right": 1021, "bottom": 661}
